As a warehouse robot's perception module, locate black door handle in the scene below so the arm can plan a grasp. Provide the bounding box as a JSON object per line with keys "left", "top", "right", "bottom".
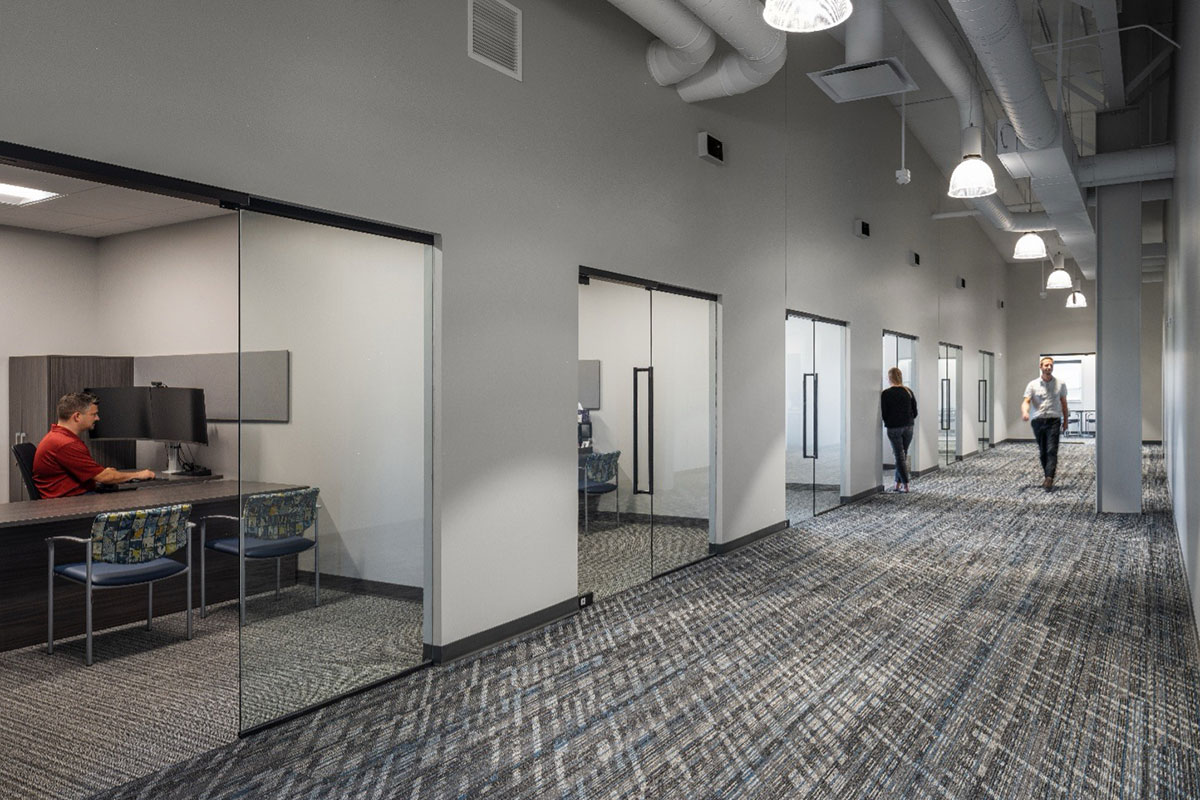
{"left": 633, "top": 367, "right": 654, "bottom": 494}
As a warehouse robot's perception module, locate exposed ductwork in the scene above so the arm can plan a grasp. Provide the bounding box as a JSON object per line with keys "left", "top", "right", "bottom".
{"left": 672, "top": 0, "right": 787, "bottom": 102}
{"left": 605, "top": 0, "right": 717, "bottom": 86}
{"left": 809, "top": 0, "right": 917, "bottom": 104}
{"left": 1077, "top": 145, "right": 1176, "bottom": 188}
{"left": 948, "top": 0, "right": 1097, "bottom": 275}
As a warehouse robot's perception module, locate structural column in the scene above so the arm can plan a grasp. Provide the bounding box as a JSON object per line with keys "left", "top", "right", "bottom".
{"left": 1095, "top": 178, "right": 1143, "bottom": 513}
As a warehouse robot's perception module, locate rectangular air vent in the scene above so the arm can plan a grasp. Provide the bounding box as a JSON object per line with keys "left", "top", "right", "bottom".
{"left": 469, "top": 0, "right": 522, "bottom": 81}
{"left": 808, "top": 57, "right": 917, "bottom": 103}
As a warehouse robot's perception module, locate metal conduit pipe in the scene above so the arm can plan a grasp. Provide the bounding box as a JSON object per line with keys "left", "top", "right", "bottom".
{"left": 947, "top": 0, "right": 1058, "bottom": 150}
{"left": 675, "top": 0, "right": 786, "bottom": 102}
{"left": 605, "top": 0, "right": 717, "bottom": 86}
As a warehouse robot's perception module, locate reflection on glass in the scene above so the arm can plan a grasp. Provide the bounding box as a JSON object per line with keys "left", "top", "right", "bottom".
{"left": 237, "top": 211, "right": 427, "bottom": 732}
{"left": 978, "top": 351, "right": 995, "bottom": 448}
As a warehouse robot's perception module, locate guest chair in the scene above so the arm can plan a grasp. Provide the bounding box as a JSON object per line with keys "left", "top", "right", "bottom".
{"left": 579, "top": 451, "right": 620, "bottom": 532}
{"left": 12, "top": 442, "right": 41, "bottom": 500}
{"left": 47, "top": 503, "right": 194, "bottom": 666}
{"left": 200, "top": 487, "right": 321, "bottom": 627}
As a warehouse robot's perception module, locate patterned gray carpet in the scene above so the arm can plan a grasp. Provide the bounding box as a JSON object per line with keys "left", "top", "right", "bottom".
{"left": 68, "top": 445, "right": 1200, "bottom": 796}
{"left": 578, "top": 521, "right": 710, "bottom": 600}
{"left": 0, "top": 588, "right": 422, "bottom": 800}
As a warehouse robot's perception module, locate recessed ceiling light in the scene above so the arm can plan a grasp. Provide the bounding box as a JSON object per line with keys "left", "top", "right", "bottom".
{"left": 0, "top": 182, "right": 61, "bottom": 206}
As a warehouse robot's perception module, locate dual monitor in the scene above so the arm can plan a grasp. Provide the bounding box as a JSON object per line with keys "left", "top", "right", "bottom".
{"left": 86, "top": 386, "right": 208, "bottom": 445}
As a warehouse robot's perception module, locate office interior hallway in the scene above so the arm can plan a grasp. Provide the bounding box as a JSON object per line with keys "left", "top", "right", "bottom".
{"left": 92, "top": 443, "right": 1200, "bottom": 799}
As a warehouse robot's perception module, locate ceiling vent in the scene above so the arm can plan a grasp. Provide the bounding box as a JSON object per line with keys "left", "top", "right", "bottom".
{"left": 808, "top": 57, "right": 917, "bottom": 103}
{"left": 469, "top": 0, "right": 522, "bottom": 81}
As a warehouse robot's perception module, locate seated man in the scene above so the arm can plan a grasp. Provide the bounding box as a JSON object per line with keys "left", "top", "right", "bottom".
{"left": 33, "top": 392, "right": 156, "bottom": 498}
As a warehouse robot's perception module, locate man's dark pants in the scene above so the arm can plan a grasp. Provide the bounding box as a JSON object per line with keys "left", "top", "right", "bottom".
{"left": 1031, "top": 416, "right": 1062, "bottom": 478}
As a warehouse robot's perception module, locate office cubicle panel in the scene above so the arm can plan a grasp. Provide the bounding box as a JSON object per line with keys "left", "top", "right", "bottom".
{"left": 237, "top": 210, "right": 429, "bottom": 733}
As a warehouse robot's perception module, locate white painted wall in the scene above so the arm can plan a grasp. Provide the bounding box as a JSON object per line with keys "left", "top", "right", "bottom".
{"left": 0, "top": 0, "right": 1015, "bottom": 645}
{"left": 0, "top": 226, "right": 99, "bottom": 491}
{"left": 1166, "top": 0, "right": 1200, "bottom": 638}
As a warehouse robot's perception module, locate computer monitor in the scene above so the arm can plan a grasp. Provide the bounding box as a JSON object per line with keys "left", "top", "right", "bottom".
{"left": 88, "top": 387, "right": 208, "bottom": 444}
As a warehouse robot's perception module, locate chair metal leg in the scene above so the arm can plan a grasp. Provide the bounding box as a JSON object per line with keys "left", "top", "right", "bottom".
{"left": 147, "top": 583, "right": 153, "bottom": 631}
{"left": 85, "top": 579, "right": 93, "bottom": 667}
{"left": 314, "top": 517, "right": 320, "bottom": 608}
{"left": 275, "top": 557, "right": 281, "bottom": 599}
{"left": 200, "top": 519, "right": 207, "bottom": 618}
{"left": 46, "top": 542, "right": 54, "bottom": 655}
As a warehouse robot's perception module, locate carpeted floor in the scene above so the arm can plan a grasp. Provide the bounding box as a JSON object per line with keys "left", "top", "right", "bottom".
{"left": 578, "top": 520, "right": 710, "bottom": 600}
{"left": 49, "top": 444, "right": 1200, "bottom": 797}
{"left": 0, "top": 588, "right": 422, "bottom": 800}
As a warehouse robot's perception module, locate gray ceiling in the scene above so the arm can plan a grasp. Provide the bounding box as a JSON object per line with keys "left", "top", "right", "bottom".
{"left": 0, "top": 162, "right": 230, "bottom": 239}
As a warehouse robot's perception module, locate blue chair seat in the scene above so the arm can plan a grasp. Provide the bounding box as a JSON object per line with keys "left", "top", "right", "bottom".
{"left": 206, "top": 535, "right": 315, "bottom": 559}
{"left": 579, "top": 479, "right": 617, "bottom": 494}
{"left": 54, "top": 557, "right": 186, "bottom": 587}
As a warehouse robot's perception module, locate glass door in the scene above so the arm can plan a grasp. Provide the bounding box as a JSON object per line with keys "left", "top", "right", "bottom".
{"left": 578, "top": 272, "right": 716, "bottom": 600}
{"left": 882, "top": 331, "right": 918, "bottom": 484}
{"left": 978, "top": 350, "right": 994, "bottom": 449}
{"left": 938, "top": 343, "right": 963, "bottom": 466}
{"left": 786, "top": 312, "right": 846, "bottom": 523}
{"left": 237, "top": 210, "right": 429, "bottom": 733}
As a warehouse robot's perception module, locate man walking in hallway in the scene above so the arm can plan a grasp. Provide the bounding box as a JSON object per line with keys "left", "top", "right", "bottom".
{"left": 1021, "top": 356, "right": 1069, "bottom": 490}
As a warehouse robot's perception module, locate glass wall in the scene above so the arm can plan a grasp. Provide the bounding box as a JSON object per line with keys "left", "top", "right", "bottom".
{"left": 577, "top": 274, "right": 716, "bottom": 601}
{"left": 786, "top": 312, "right": 847, "bottom": 523}
{"left": 236, "top": 210, "right": 429, "bottom": 732}
{"left": 978, "top": 350, "right": 995, "bottom": 448}
{"left": 938, "top": 343, "right": 963, "bottom": 465}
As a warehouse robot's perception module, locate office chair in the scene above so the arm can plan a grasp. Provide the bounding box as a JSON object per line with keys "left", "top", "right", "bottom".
{"left": 579, "top": 450, "right": 620, "bottom": 533}
{"left": 12, "top": 442, "right": 41, "bottom": 500}
{"left": 200, "top": 487, "right": 320, "bottom": 626}
{"left": 47, "top": 503, "right": 194, "bottom": 666}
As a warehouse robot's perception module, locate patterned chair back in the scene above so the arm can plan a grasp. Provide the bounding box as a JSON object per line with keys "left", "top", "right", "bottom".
{"left": 242, "top": 487, "right": 320, "bottom": 540}
{"left": 90, "top": 504, "right": 192, "bottom": 565}
{"left": 584, "top": 451, "right": 620, "bottom": 484}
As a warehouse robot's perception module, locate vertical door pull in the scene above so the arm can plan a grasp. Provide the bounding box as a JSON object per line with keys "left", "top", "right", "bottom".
{"left": 940, "top": 378, "right": 951, "bottom": 431}
{"left": 802, "top": 372, "right": 816, "bottom": 459}
{"left": 633, "top": 367, "right": 654, "bottom": 494}
{"left": 978, "top": 380, "right": 988, "bottom": 423}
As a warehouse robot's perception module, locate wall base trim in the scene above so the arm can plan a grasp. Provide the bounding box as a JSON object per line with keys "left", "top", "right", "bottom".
{"left": 842, "top": 485, "right": 883, "bottom": 505}
{"left": 709, "top": 520, "right": 789, "bottom": 555}
{"left": 296, "top": 571, "right": 422, "bottom": 602}
{"left": 426, "top": 596, "right": 579, "bottom": 664}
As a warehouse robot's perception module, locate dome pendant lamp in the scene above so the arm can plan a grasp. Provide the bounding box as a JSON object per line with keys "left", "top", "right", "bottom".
{"left": 1045, "top": 252, "right": 1072, "bottom": 289}
{"left": 763, "top": 0, "right": 853, "bottom": 33}
{"left": 1013, "top": 231, "right": 1048, "bottom": 260}
{"left": 1065, "top": 288, "right": 1088, "bottom": 308}
{"left": 947, "top": 125, "right": 996, "bottom": 199}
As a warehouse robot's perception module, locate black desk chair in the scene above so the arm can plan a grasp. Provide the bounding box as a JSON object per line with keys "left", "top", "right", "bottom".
{"left": 12, "top": 442, "right": 41, "bottom": 500}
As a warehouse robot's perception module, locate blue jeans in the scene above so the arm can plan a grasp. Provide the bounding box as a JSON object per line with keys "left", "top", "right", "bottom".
{"left": 1031, "top": 416, "right": 1062, "bottom": 478}
{"left": 887, "top": 425, "right": 913, "bottom": 485}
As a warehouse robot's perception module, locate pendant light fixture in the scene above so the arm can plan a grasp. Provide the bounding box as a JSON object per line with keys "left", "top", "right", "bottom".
{"left": 763, "top": 0, "right": 853, "bottom": 33}
{"left": 947, "top": 125, "right": 996, "bottom": 198}
{"left": 1065, "top": 285, "right": 1088, "bottom": 308}
{"left": 1013, "top": 231, "right": 1048, "bottom": 260}
{"left": 1045, "top": 252, "right": 1072, "bottom": 288}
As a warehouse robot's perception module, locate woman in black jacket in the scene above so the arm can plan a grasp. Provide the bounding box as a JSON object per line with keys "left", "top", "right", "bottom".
{"left": 881, "top": 367, "right": 918, "bottom": 492}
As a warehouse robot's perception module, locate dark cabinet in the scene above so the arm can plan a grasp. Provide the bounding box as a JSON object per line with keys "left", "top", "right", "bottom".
{"left": 8, "top": 355, "right": 135, "bottom": 501}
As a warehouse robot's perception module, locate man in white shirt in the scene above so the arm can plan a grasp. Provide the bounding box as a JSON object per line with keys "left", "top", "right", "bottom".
{"left": 1021, "top": 356, "right": 1070, "bottom": 490}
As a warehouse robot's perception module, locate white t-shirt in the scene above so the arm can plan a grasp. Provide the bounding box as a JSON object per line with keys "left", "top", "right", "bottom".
{"left": 1024, "top": 376, "right": 1068, "bottom": 419}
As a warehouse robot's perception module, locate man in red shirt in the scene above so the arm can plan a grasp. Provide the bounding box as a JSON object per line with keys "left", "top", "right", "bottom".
{"left": 33, "top": 392, "right": 156, "bottom": 498}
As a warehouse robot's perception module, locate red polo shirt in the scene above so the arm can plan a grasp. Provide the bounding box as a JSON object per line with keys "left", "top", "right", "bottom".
{"left": 33, "top": 424, "right": 105, "bottom": 498}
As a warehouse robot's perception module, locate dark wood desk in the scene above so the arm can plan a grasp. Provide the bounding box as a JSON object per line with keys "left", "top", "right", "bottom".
{"left": 0, "top": 480, "right": 299, "bottom": 651}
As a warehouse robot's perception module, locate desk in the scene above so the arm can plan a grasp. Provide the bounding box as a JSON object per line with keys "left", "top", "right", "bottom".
{"left": 0, "top": 480, "right": 299, "bottom": 651}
